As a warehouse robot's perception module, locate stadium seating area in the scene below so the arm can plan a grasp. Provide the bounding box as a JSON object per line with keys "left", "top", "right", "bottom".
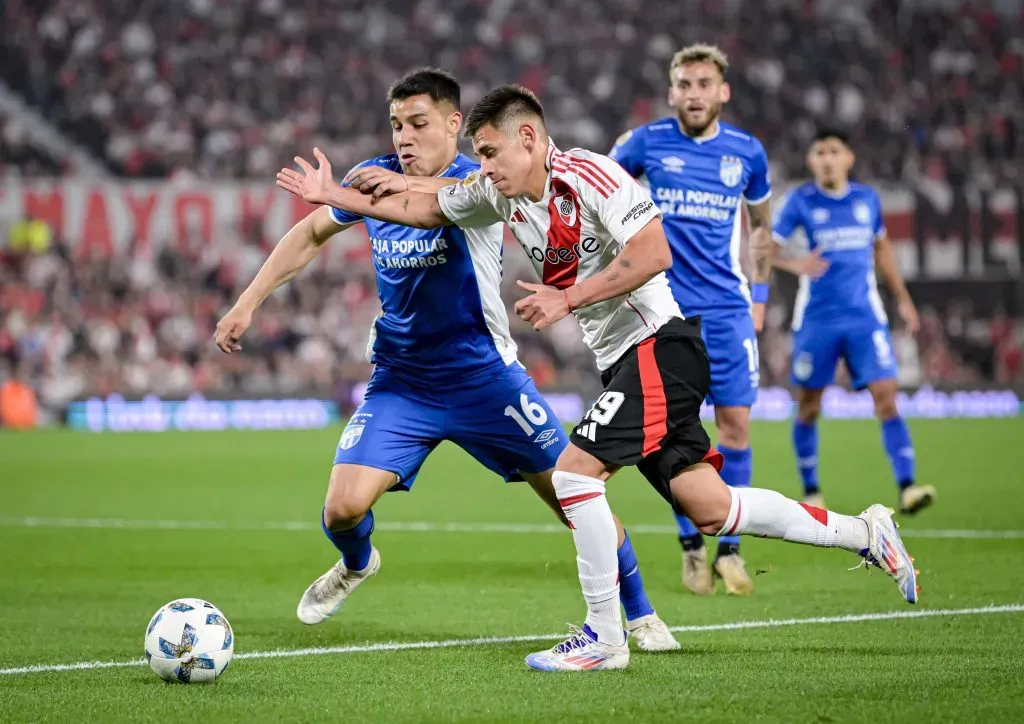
{"left": 1, "top": 0, "right": 1020, "bottom": 182}
{"left": 1, "top": 0, "right": 1022, "bottom": 410}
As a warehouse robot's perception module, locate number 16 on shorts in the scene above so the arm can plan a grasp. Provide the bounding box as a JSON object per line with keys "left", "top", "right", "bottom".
{"left": 576, "top": 391, "right": 625, "bottom": 442}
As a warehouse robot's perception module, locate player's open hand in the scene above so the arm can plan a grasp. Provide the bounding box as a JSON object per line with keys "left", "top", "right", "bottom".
{"left": 797, "top": 249, "right": 830, "bottom": 279}
{"left": 276, "top": 147, "right": 334, "bottom": 205}
{"left": 514, "top": 280, "right": 570, "bottom": 331}
{"left": 344, "top": 166, "right": 410, "bottom": 200}
{"left": 898, "top": 298, "right": 920, "bottom": 336}
{"left": 214, "top": 304, "right": 254, "bottom": 354}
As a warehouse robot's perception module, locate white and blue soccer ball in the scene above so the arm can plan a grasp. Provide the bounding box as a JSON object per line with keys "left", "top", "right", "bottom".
{"left": 144, "top": 598, "right": 234, "bottom": 683}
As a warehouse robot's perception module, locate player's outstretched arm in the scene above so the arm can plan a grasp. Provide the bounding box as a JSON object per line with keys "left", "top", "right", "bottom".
{"left": 772, "top": 248, "right": 830, "bottom": 278}
{"left": 276, "top": 148, "right": 450, "bottom": 229}
{"left": 344, "top": 165, "right": 457, "bottom": 199}
{"left": 875, "top": 232, "right": 920, "bottom": 335}
{"left": 214, "top": 206, "right": 342, "bottom": 353}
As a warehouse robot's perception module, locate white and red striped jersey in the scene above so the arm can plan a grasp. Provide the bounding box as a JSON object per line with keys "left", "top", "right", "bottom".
{"left": 437, "top": 140, "right": 682, "bottom": 370}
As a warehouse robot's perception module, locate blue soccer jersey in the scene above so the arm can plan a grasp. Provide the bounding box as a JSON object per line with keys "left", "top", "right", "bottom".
{"left": 772, "top": 182, "right": 896, "bottom": 389}
{"left": 610, "top": 119, "right": 771, "bottom": 406}
{"left": 329, "top": 153, "right": 517, "bottom": 390}
{"left": 610, "top": 118, "right": 771, "bottom": 317}
{"left": 329, "top": 153, "right": 566, "bottom": 485}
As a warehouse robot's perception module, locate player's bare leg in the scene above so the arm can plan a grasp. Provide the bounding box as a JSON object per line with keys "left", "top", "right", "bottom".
{"left": 524, "top": 470, "right": 680, "bottom": 652}
{"left": 524, "top": 446, "right": 633, "bottom": 671}
{"left": 296, "top": 464, "right": 391, "bottom": 624}
{"left": 668, "top": 461, "right": 919, "bottom": 604}
{"left": 793, "top": 386, "right": 827, "bottom": 508}
{"left": 868, "top": 378, "right": 934, "bottom": 515}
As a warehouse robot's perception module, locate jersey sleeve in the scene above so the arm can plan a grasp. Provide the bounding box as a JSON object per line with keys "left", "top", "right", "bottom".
{"left": 436, "top": 171, "right": 506, "bottom": 228}
{"left": 608, "top": 127, "right": 646, "bottom": 178}
{"left": 743, "top": 138, "right": 772, "bottom": 204}
{"left": 578, "top": 151, "right": 661, "bottom": 247}
{"left": 771, "top": 190, "right": 803, "bottom": 245}
{"left": 328, "top": 160, "right": 374, "bottom": 226}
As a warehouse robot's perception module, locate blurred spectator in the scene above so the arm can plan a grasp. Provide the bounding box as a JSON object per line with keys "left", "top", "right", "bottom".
{"left": 0, "top": 361, "right": 40, "bottom": 428}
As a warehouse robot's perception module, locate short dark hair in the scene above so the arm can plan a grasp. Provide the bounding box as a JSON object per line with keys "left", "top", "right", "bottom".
{"left": 463, "top": 84, "right": 545, "bottom": 138}
{"left": 387, "top": 68, "right": 460, "bottom": 108}
{"left": 811, "top": 127, "right": 851, "bottom": 147}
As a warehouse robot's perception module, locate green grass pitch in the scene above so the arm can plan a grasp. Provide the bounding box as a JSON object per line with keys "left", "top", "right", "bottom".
{"left": 1, "top": 419, "right": 1023, "bottom": 722}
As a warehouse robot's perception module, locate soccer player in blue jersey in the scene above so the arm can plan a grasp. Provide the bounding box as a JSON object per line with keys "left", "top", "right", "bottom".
{"left": 610, "top": 44, "right": 775, "bottom": 595}
{"left": 214, "top": 69, "right": 677, "bottom": 650}
{"left": 770, "top": 128, "right": 936, "bottom": 515}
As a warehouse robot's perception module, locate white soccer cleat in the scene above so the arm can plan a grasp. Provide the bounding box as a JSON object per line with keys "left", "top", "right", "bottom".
{"left": 626, "top": 613, "right": 681, "bottom": 652}
{"left": 803, "top": 492, "right": 827, "bottom": 509}
{"left": 525, "top": 624, "right": 630, "bottom": 671}
{"left": 858, "top": 504, "right": 919, "bottom": 604}
{"left": 296, "top": 548, "right": 381, "bottom": 625}
{"left": 714, "top": 553, "right": 754, "bottom": 596}
{"left": 682, "top": 548, "right": 715, "bottom": 595}
{"left": 899, "top": 484, "right": 936, "bottom": 515}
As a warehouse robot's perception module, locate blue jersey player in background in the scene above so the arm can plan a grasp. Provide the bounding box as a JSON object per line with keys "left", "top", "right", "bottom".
{"left": 611, "top": 44, "right": 776, "bottom": 596}
{"left": 214, "top": 69, "right": 678, "bottom": 651}
{"left": 771, "top": 128, "right": 936, "bottom": 516}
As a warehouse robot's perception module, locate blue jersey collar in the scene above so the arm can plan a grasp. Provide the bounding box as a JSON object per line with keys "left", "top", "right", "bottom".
{"left": 675, "top": 117, "right": 721, "bottom": 144}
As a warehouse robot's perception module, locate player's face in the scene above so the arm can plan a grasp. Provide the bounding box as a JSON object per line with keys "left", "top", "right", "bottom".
{"left": 389, "top": 95, "right": 462, "bottom": 177}
{"left": 807, "top": 138, "right": 854, "bottom": 187}
{"left": 471, "top": 123, "right": 536, "bottom": 198}
{"left": 668, "top": 62, "right": 730, "bottom": 136}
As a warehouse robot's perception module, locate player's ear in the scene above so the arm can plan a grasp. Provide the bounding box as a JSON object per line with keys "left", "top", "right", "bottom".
{"left": 448, "top": 111, "right": 463, "bottom": 139}
{"left": 719, "top": 82, "right": 731, "bottom": 104}
{"left": 520, "top": 122, "right": 537, "bottom": 151}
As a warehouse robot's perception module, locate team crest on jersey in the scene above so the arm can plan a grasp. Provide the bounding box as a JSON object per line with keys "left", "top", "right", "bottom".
{"left": 554, "top": 193, "right": 578, "bottom": 227}
{"left": 719, "top": 155, "right": 743, "bottom": 188}
{"left": 338, "top": 422, "right": 365, "bottom": 450}
{"left": 853, "top": 201, "right": 872, "bottom": 225}
{"left": 811, "top": 208, "right": 830, "bottom": 224}
{"left": 661, "top": 155, "right": 686, "bottom": 173}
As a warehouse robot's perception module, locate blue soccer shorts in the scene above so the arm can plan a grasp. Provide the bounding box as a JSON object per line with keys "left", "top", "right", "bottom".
{"left": 790, "top": 317, "right": 898, "bottom": 390}
{"left": 333, "top": 363, "right": 566, "bottom": 490}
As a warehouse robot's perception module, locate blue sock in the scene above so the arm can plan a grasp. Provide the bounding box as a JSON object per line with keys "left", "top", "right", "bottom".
{"left": 617, "top": 532, "right": 655, "bottom": 621}
{"left": 717, "top": 445, "right": 752, "bottom": 556}
{"left": 792, "top": 420, "right": 820, "bottom": 495}
{"left": 881, "top": 416, "right": 916, "bottom": 489}
{"left": 321, "top": 508, "right": 374, "bottom": 571}
{"left": 674, "top": 512, "right": 703, "bottom": 551}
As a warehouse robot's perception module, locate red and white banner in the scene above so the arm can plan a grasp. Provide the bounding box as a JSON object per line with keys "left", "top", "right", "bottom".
{"left": 0, "top": 180, "right": 1019, "bottom": 276}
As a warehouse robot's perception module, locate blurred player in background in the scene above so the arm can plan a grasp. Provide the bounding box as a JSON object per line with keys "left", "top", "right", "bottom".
{"left": 610, "top": 44, "right": 774, "bottom": 595}
{"left": 277, "top": 84, "right": 921, "bottom": 673}
{"left": 770, "top": 128, "right": 935, "bottom": 514}
{"left": 215, "top": 69, "right": 678, "bottom": 651}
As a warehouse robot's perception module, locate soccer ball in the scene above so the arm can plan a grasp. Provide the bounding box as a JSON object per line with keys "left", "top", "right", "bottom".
{"left": 144, "top": 598, "right": 234, "bottom": 683}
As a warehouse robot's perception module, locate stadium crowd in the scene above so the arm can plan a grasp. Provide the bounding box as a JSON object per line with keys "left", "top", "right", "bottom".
{"left": 1, "top": 0, "right": 1021, "bottom": 183}
{"left": 1, "top": 0, "right": 1022, "bottom": 418}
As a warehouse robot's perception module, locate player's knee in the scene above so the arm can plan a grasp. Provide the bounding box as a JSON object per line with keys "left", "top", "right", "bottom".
{"left": 796, "top": 398, "right": 821, "bottom": 424}
{"left": 323, "top": 490, "right": 372, "bottom": 530}
{"left": 870, "top": 382, "right": 899, "bottom": 420}
{"left": 715, "top": 408, "right": 750, "bottom": 449}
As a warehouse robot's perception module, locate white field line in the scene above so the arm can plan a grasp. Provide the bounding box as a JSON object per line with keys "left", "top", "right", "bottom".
{"left": 1, "top": 604, "right": 1021, "bottom": 677}
{"left": 1, "top": 516, "right": 1022, "bottom": 540}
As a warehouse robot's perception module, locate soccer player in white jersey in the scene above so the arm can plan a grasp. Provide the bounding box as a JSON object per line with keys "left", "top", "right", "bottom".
{"left": 217, "top": 69, "right": 677, "bottom": 652}
{"left": 277, "top": 84, "right": 922, "bottom": 673}
{"left": 610, "top": 44, "right": 775, "bottom": 595}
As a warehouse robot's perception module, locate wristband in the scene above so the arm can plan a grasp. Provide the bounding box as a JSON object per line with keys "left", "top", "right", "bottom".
{"left": 751, "top": 282, "right": 770, "bottom": 304}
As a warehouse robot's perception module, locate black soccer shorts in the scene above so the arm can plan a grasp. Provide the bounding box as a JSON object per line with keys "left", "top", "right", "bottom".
{"left": 569, "top": 316, "right": 723, "bottom": 511}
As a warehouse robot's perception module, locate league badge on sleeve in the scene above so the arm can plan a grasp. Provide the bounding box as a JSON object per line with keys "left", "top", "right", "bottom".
{"left": 719, "top": 155, "right": 743, "bottom": 188}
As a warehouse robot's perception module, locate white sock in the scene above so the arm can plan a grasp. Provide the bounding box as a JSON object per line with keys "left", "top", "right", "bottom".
{"left": 718, "top": 487, "right": 869, "bottom": 553}
{"left": 553, "top": 470, "right": 624, "bottom": 646}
